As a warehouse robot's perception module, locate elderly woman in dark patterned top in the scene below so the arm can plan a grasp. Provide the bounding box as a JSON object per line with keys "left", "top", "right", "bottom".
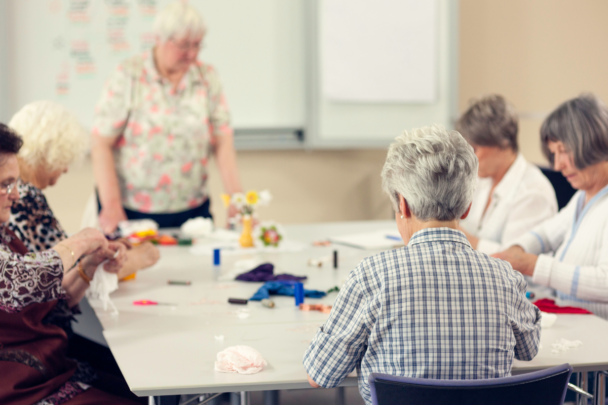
{"left": 8, "top": 100, "right": 159, "bottom": 278}
{"left": 0, "top": 126, "right": 143, "bottom": 404}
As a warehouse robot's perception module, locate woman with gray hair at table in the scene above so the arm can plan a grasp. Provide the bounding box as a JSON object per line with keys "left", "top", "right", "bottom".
{"left": 456, "top": 94, "right": 557, "bottom": 254}
{"left": 304, "top": 125, "right": 540, "bottom": 405}
{"left": 91, "top": 1, "right": 243, "bottom": 233}
{"left": 495, "top": 93, "right": 608, "bottom": 319}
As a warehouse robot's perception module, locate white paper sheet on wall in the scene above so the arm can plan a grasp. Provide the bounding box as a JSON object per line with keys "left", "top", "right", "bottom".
{"left": 321, "top": 0, "right": 437, "bottom": 103}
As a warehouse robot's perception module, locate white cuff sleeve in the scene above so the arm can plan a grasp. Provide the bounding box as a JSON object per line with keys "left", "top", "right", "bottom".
{"left": 532, "top": 254, "right": 553, "bottom": 287}
{"left": 513, "top": 232, "right": 545, "bottom": 255}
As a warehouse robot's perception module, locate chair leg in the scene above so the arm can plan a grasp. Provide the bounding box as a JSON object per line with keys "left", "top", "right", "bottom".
{"left": 581, "top": 372, "right": 588, "bottom": 405}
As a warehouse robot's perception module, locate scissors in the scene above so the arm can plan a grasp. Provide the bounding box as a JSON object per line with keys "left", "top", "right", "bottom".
{"left": 133, "top": 300, "right": 176, "bottom": 306}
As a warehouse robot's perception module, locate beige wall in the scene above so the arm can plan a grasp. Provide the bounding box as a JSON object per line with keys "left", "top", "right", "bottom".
{"left": 46, "top": 150, "right": 393, "bottom": 234}
{"left": 460, "top": 0, "right": 608, "bottom": 164}
{"left": 46, "top": 1, "right": 608, "bottom": 234}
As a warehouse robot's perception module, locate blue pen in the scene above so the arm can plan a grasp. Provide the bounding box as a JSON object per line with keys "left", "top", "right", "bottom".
{"left": 386, "top": 235, "right": 401, "bottom": 241}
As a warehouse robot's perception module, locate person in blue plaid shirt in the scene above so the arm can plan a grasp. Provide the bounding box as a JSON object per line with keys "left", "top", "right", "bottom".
{"left": 303, "top": 124, "right": 541, "bottom": 404}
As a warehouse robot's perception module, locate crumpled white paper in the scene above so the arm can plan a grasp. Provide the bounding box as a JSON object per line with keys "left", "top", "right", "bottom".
{"left": 214, "top": 345, "right": 267, "bottom": 374}
{"left": 118, "top": 219, "right": 159, "bottom": 237}
{"left": 540, "top": 312, "right": 557, "bottom": 329}
{"left": 181, "top": 217, "right": 214, "bottom": 238}
{"left": 85, "top": 264, "right": 119, "bottom": 315}
{"left": 551, "top": 338, "right": 583, "bottom": 354}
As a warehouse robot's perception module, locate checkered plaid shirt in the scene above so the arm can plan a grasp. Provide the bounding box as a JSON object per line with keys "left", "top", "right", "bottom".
{"left": 303, "top": 228, "right": 541, "bottom": 405}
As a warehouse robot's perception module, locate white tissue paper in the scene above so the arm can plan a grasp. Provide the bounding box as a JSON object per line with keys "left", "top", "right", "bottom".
{"left": 181, "top": 217, "right": 214, "bottom": 238}
{"left": 85, "top": 264, "right": 119, "bottom": 315}
{"left": 118, "top": 219, "right": 159, "bottom": 237}
{"left": 215, "top": 345, "right": 267, "bottom": 374}
{"left": 551, "top": 338, "right": 583, "bottom": 354}
{"left": 540, "top": 312, "right": 557, "bottom": 329}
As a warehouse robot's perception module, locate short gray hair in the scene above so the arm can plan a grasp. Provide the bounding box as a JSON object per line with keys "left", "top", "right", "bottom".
{"left": 381, "top": 125, "right": 478, "bottom": 222}
{"left": 541, "top": 93, "right": 608, "bottom": 170}
{"left": 9, "top": 101, "right": 88, "bottom": 171}
{"left": 455, "top": 94, "right": 519, "bottom": 152}
{"left": 154, "top": 2, "right": 206, "bottom": 42}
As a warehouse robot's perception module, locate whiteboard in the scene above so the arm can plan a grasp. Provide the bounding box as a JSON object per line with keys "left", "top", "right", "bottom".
{"left": 322, "top": 0, "right": 437, "bottom": 103}
{"left": 308, "top": 0, "right": 458, "bottom": 147}
{"left": 8, "top": 0, "right": 306, "bottom": 130}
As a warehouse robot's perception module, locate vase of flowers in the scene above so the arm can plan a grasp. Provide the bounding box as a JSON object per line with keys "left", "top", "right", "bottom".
{"left": 239, "top": 215, "right": 255, "bottom": 248}
{"left": 221, "top": 190, "right": 272, "bottom": 248}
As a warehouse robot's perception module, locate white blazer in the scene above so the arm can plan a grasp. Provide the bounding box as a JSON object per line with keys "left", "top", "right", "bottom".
{"left": 461, "top": 154, "right": 558, "bottom": 255}
{"left": 514, "top": 186, "right": 608, "bottom": 319}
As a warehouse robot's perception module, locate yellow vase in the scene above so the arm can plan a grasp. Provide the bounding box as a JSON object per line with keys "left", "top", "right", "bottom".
{"left": 239, "top": 216, "right": 255, "bottom": 248}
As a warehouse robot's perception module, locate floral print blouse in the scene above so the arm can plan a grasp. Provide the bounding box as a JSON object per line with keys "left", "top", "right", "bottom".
{"left": 91, "top": 51, "right": 232, "bottom": 213}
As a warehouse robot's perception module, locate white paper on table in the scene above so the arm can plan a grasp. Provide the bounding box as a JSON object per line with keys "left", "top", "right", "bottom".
{"left": 321, "top": 0, "right": 437, "bottom": 102}
{"left": 189, "top": 240, "right": 307, "bottom": 256}
{"left": 329, "top": 230, "right": 402, "bottom": 250}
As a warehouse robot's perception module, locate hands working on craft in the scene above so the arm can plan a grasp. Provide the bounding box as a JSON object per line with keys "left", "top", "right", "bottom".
{"left": 53, "top": 227, "right": 129, "bottom": 307}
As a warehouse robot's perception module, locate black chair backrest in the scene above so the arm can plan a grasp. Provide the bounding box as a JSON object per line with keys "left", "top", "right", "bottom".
{"left": 373, "top": 369, "right": 572, "bottom": 405}
{"left": 540, "top": 167, "right": 576, "bottom": 210}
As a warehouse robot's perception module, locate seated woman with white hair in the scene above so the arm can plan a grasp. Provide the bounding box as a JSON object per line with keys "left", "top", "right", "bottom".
{"left": 495, "top": 94, "right": 608, "bottom": 319}
{"left": 456, "top": 94, "right": 557, "bottom": 254}
{"left": 304, "top": 125, "right": 540, "bottom": 405}
{"left": 8, "top": 100, "right": 159, "bottom": 278}
{"left": 0, "top": 125, "right": 143, "bottom": 404}
{"left": 91, "top": 1, "right": 243, "bottom": 233}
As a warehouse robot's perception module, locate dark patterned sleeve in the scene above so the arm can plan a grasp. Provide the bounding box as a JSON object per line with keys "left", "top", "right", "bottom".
{"left": 8, "top": 180, "right": 68, "bottom": 253}
{"left": 0, "top": 245, "right": 67, "bottom": 313}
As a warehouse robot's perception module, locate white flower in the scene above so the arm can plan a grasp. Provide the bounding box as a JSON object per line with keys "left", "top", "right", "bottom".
{"left": 258, "top": 189, "right": 273, "bottom": 205}
{"left": 231, "top": 192, "right": 246, "bottom": 209}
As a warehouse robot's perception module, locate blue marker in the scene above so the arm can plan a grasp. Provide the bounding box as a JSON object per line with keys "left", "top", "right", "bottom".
{"left": 525, "top": 291, "right": 535, "bottom": 299}
{"left": 294, "top": 282, "right": 304, "bottom": 306}
{"left": 386, "top": 235, "right": 401, "bottom": 241}
{"left": 213, "top": 248, "right": 221, "bottom": 266}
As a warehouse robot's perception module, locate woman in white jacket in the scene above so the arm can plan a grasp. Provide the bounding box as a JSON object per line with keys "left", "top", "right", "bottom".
{"left": 456, "top": 95, "right": 557, "bottom": 255}
{"left": 495, "top": 93, "right": 608, "bottom": 319}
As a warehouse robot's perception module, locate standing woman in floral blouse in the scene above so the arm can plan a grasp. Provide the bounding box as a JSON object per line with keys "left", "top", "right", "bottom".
{"left": 0, "top": 126, "right": 142, "bottom": 404}
{"left": 92, "top": 1, "right": 242, "bottom": 233}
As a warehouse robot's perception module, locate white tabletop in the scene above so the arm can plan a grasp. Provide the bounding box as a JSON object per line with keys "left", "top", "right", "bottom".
{"left": 84, "top": 220, "right": 608, "bottom": 396}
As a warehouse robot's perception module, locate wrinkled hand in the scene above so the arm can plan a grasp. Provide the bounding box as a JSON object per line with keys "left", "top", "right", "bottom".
{"left": 80, "top": 241, "right": 128, "bottom": 278}
{"left": 69, "top": 228, "right": 108, "bottom": 256}
{"left": 99, "top": 204, "right": 127, "bottom": 234}
{"left": 132, "top": 241, "right": 160, "bottom": 270}
{"left": 492, "top": 246, "right": 537, "bottom": 276}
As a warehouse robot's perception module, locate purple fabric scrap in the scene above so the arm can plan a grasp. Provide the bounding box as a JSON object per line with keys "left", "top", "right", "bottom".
{"left": 235, "top": 263, "right": 307, "bottom": 282}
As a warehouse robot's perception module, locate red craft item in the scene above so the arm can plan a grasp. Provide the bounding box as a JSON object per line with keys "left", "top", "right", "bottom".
{"left": 533, "top": 298, "right": 593, "bottom": 314}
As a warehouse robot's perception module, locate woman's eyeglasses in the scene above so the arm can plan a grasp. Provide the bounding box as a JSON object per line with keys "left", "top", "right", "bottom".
{"left": 169, "top": 38, "right": 203, "bottom": 52}
{"left": 0, "top": 181, "right": 17, "bottom": 196}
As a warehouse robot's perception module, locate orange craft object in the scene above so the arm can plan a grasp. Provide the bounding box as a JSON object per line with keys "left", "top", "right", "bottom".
{"left": 299, "top": 303, "right": 332, "bottom": 313}
{"left": 120, "top": 273, "right": 137, "bottom": 282}
{"left": 157, "top": 234, "right": 178, "bottom": 245}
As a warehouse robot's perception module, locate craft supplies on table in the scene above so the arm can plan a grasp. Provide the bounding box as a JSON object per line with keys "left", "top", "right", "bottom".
{"left": 228, "top": 298, "right": 248, "bottom": 305}
{"left": 294, "top": 282, "right": 304, "bottom": 306}
{"left": 133, "top": 300, "right": 176, "bottom": 306}
{"left": 329, "top": 229, "right": 403, "bottom": 250}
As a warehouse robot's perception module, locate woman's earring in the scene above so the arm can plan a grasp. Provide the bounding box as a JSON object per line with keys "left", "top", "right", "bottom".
{"left": 400, "top": 215, "right": 404, "bottom": 219}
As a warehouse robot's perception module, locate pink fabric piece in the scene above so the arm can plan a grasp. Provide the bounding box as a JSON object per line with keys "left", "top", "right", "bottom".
{"left": 214, "top": 345, "right": 267, "bottom": 375}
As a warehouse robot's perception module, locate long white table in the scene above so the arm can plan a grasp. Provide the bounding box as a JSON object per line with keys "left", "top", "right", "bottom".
{"left": 79, "top": 221, "right": 608, "bottom": 401}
